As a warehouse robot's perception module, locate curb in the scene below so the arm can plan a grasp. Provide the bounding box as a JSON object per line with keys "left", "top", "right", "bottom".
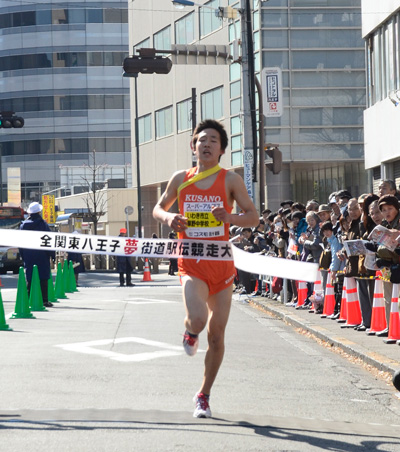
{"left": 249, "top": 298, "right": 400, "bottom": 375}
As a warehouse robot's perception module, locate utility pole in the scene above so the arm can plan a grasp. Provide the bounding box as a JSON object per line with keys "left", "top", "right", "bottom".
{"left": 240, "top": 0, "right": 258, "bottom": 204}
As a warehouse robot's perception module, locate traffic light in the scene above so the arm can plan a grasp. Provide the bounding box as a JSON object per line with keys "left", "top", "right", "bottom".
{"left": 265, "top": 144, "right": 282, "bottom": 175}
{"left": 123, "top": 55, "right": 172, "bottom": 75}
{"left": 0, "top": 111, "right": 24, "bottom": 129}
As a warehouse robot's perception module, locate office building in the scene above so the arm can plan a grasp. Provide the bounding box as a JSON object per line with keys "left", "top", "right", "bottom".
{"left": 0, "top": 0, "right": 131, "bottom": 205}
{"left": 129, "top": 0, "right": 366, "bottom": 236}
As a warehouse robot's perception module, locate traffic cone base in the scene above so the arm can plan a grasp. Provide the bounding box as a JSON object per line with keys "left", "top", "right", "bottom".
{"left": 383, "top": 283, "right": 400, "bottom": 344}
{"left": 142, "top": 258, "right": 152, "bottom": 282}
{"left": 55, "top": 262, "right": 67, "bottom": 299}
{"left": 337, "top": 279, "right": 347, "bottom": 323}
{"left": 341, "top": 278, "right": 362, "bottom": 327}
{"left": 0, "top": 291, "right": 12, "bottom": 331}
{"left": 48, "top": 276, "right": 59, "bottom": 303}
{"left": 29, "top": 265, "right": 47, "bottom": 312}
{"left": 321, "top": 273, "right": 335, "bottom": 318}
{"left": 297, "top": 281, "right": 307, "bottom": 307}
{"left": 367, "top": 279, "right": 387, "bottom": 335}
{"left": 12, "top": 267, "right": 35, "bottom": 319}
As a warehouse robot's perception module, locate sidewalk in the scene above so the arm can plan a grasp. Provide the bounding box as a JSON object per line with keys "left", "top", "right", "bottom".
{"left": 246, "top": 294, "right": 400, "bottom": 377}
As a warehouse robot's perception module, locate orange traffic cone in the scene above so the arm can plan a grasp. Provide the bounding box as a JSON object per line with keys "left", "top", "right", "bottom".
{"left": 367, "top": 278, "right": 387, "bottom": 335}
{"left": 341, "top": 277, "right": 362, "bottom": 328}
{"left": 384, "top": 283, "right": 400, "bottom": 344}
{"left": 142, "top": 258, "right": 152, "bottom": 282}
{"left": 337, "top": 278, "right": 347, "bottom": 323}
{"left": 321, "top": 272, "right": 335, "bottom": 318}
{"left": 297, "top": 281, "right": 307, "bottom": 308}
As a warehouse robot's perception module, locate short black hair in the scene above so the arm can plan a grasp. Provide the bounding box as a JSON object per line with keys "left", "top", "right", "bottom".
{"left": 320, "top": 221, "right": 333, "bottom": 232}
{"left": 192, "top": 119, "right": 228, "bottom": 151}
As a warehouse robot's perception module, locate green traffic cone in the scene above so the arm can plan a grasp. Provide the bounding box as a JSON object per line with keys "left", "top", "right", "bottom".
{"left": 63, "top": 260, "right": 72, "bottom": 293}
{"left": 0, "top": 289, "right": 12, "bottom": 331}
{"left": 48, "top": 275, "right": 59, "bottom": 303}
{"left": 55, "top": 262, "right": 67, "bottom": 299}
{"left": 11, "top": 267, "right": 35, "bottom": 319}
{"left": 29, "top": 265, "right": 47, "bottom": 312}
{"left": 68, "top": 261, "right": 78, "bottom": 292}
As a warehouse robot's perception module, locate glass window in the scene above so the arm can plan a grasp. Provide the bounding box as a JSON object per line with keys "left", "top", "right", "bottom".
{"left": 230, "top": 80, "right": 241, "bottom": 98}
{"left": 68, "top": 9, "right": 85, "bottom": 24}
{"left": 175, "top": 12, "right": 195, "bottom": 45}
{"left": 230, "top": 98, "right": 241, "bottom": 115}
{"left": 138, "top": 114, "right": 152, "bottom": 144}
{"left": 105, "top": 95, "right": 123, "bottom": 109}
{"left": 229, "top": 62, "right": 241, "bottom": 81}
{"left": 262, "top": 30, "right": 288, "bottom": 48}
{"left": 87, "top": 9, "right": 103, "bottom": 23}
{"left": 292, "top": 71, "right": 366, "bottom": 88}
{"left": 201, "top": 86, "right": 223, "bottom": 119}
{"left": 231, "top": 116, "right": 241, "bottom": 134}
{"left": 292, "top": 0, "right": 360, "bottom": 7}
{"left": 231, "top": 135, "right": 241, "bottom": 151}
{"left": 88, "top": 95, "right": 105, "bottom": 109}
{"left": 291, "top": 88, "right": 366, "bottom": 107}
{"left": 291, "top": 29, "right": 364, "bottom": 49}
{"left": 299, "top": 108, "right": 323, "bottom": 126}
{"left": 134, "top": 38, "right": 151, "bottom": 54}
{"left": 20, "top": 11, "right": 35, "bottom": 27}
{"left": 263, "top": 0, "right": 288, "bottom": 5}
{"left": 0, "top": 13, "right": 12, "bottom": 29}
{"left": 154, "top": 26, "right": 171, "bottom": 53}
{"left": 290, "top": 9, "right": 361, "bottom": 28}
{"left": 261, "top": 9, "right": 288, "bottom": 28}
{"left": 200, "top": 0, "right": 221, "bottom": 37}
{"left": 155, "top": 106, "right": 173, "bottom": 139}
{"left": 262, "top": 51, "right": 289, "bottom": 69}
{"left": 177, "top": 98, "right": 192, "bottom": 132}
{"left": 52, "top": 9, "right": 68, "bottom": 25}
{"left": 104, "top": 9, "right": 122, "bottom": 23}
{"left": 292, "top": 128, "right": 363, "bottom": 143}
{"left": 292, "top": 50, "right": 365, "bottom": 70}
{"left": 231, "top": 151, "right": 243, "bottom": 166}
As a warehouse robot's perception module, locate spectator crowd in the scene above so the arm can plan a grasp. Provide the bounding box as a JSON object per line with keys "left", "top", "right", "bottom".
{"left": 231, "top": 179, "right": 400, "bottom": 338}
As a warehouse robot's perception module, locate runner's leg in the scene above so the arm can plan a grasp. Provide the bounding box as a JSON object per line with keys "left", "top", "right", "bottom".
{"left": 182, "top": 275, "right": 209, "bottom": 334}
{"left": 199, "top": 284, "right": 233, "bottom": 395}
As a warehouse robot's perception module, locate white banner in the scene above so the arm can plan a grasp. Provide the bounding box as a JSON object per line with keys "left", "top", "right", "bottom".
{"left": 0, "top": 229, "right": 318, "bottom": 282}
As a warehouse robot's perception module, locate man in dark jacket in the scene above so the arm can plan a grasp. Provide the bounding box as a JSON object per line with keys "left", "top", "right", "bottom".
{"left": 116, "top": 228, "right": 134, "bottom": 287}
{"left": 19, "top": 202, "right": 55, "bottom": 307}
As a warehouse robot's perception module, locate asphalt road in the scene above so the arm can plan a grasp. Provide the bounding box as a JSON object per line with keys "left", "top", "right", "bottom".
{"left": 1, "top": 273, "right": 400, "bottom": 451}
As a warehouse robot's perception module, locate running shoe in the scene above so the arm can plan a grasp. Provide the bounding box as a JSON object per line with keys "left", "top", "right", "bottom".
{"left": 193, "top": 392, "right": 211, "bottom": 418}
{"left": 182, "top": 331, "right": 199, "bottom": 356}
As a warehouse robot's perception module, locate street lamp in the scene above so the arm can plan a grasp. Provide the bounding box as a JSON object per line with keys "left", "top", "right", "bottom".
{"left": 123, "top": 49, "right": 172, "bottom": 238}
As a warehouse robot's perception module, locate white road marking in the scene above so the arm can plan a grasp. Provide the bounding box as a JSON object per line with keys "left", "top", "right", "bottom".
{"left": 55, "top": 336, "right": 205, "bottom": 362}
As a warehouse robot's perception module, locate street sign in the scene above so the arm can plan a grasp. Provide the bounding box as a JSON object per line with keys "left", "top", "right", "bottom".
{"left": 261, "top": 67, "right": 283, "bottom": 118}
{"left": 124, "top": 206, "right": 134, "bottom": 215}
{"left": 243, "top": 149, "right": 253, "bottom": 200}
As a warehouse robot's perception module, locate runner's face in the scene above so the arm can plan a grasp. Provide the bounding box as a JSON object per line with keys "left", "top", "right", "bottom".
{"left": 195, "top": 129, "right": 224, "bottom": 165}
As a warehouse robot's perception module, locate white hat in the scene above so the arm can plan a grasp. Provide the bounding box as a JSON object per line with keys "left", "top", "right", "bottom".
{"left": 27, "top": 202, "right": 43, "bottom": 214}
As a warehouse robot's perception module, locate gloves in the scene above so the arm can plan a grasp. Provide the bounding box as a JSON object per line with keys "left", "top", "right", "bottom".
{"left": 375, "top": 258, "right": 393, "bottom": 268}
{"left": 364, "top": 242, "right": 378, "bottom": 252}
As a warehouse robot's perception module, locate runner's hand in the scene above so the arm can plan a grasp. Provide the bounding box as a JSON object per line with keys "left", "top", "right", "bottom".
{"left": 211, "top": 206, "right": 230, "bottom": 223}
{"left": 168, "top": 214, "right": 188, "bottom": 232}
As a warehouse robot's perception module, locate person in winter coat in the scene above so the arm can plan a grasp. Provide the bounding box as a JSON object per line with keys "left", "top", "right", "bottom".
{"left": 19, "top": 202, "right": 55, "bottom": 307}
{"left": 116, "top": 228, "right": 134, "bottom": 287}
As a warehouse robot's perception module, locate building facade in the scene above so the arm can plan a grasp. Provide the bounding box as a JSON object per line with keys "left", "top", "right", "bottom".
{"left": 362, "top": 0, "right": 400, "bottom": 191}
{"left": 129, "top": 0, "right": 366, "bottom": 237}
{"left": 0, "top": 0, "right": 131, "bottom": 206}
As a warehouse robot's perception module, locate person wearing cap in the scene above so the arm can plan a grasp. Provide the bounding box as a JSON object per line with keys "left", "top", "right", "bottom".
{"left": 19, "top": 202, "right": 55, "bottom": 308}
{"left": 336, "top": 190, "right": 352, "bottom": 212}
{"left": 317, "top": 204, "right": 331, "bottom": 223}
{"left": 116, "top": 228, "right": 134, "bottom": 287}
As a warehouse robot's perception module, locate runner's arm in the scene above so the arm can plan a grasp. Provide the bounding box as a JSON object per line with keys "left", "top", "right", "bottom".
{"left": 153, "top": 171, "right": 188, "bottom": 232}
{"left": 212, "top": 171, "right": 259, "bottom": 227}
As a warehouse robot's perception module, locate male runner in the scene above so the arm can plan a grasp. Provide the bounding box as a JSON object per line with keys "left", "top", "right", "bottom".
{"left": 153, "top": 119, "right": 258, "bottom": 418}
